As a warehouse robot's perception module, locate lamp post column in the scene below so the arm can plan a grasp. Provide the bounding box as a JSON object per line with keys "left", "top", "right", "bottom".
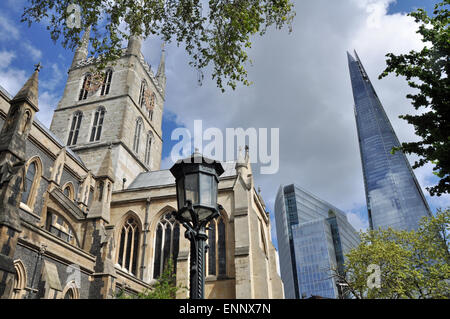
{"left": 187, "top": 226, "right": 208, "bottom": 299}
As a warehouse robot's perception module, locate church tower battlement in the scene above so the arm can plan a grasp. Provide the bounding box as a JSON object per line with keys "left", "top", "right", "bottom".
{"left": 50, "top": 29, "right": 166, "bottom": 191}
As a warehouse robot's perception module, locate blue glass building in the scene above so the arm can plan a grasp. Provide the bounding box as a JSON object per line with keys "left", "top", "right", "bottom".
{"left": 347, "top": 51, "right": 431, "bottom": 231}
{"left": 274, "top": 184, "right": 360, "bottom": 299}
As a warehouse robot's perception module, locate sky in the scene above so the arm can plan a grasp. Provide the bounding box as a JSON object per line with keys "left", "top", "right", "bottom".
{"left": 0, "top": 0, "right": 448, "bottom": 250}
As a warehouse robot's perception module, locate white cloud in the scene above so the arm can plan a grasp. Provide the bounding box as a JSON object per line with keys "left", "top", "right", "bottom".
{"left": 0, "top": 49, "right": 58, "bottom": 126}
{"left": 0, "top": 50, "right": 16, "bottom": 66}
{"left": 21, "top": 41, "right": 43, "bottom": 61}
{"left": 41, "top": 63, "right": 65, "bottom": 91}
{"left": 0, "top": 14, "right": 20, "bottom": 40}
{"left": 36, "top": 91, "right": 60, "bottom": 127}
{"left": 347, "top": 211, "right": 370, "bottom": 232}
{"left": 414, "top": 164, "right": 450, "bottom": 211}
{"left": 0, "top": 50, "right": 27, "bottom": 95}
{"left": 139, "top": 0, "right": 449, "bottom": 235}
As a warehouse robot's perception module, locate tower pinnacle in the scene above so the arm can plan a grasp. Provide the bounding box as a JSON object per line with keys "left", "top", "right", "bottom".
{"left": 11, "top": 65, "right": 40, "bottom": 111}
{"left": 156, "top": 42, "right": 166, "bottom": 96}
{"left": 71, "top": 26, "right": 91, "bottom": 69}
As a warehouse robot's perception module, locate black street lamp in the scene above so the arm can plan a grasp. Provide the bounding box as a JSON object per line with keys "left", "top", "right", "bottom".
{"left": 170, "top": 150, "right": 224, "bottom": 299}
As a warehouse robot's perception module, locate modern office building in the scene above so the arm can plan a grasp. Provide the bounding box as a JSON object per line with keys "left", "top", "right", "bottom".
{"left": 274, "top": 184, "right": 360, "bottom": 299}
{"left": 347, "top": 51, "right": 431, "bottom": 231}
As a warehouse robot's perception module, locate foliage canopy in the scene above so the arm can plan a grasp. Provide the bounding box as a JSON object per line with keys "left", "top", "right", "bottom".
{"left": 22, "top": 0, "right": 295, "bottom": 91}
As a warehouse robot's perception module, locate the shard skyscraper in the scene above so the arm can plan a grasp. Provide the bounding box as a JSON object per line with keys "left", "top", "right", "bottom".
{"left": 347, "top": 51, "right": 431, "bottom": 231}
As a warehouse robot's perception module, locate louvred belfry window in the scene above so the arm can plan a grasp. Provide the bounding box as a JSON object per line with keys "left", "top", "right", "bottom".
{"left": 144, "top": 132, "right": 153, "bottom": 166}
{"left": 90, "top": 107, "right": 105, "bottom": 142}
{"left": 133, "top": 117, "right": 143, "bottom": 153}
{"left": 101, "top": 69, "right": 113, "bottom": 96}
{"left": 67, "top": 111, "right": 83, "bottom": 146}
{"left": 139, "top": 81, "right": 147, "bottom": 109}
{"left": 79, "top": 74, "right": 90, "bottom": 100}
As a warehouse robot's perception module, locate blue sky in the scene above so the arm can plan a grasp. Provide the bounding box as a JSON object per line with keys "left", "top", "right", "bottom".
{"left": 387, "top": 0, "right": 440, "bottom": 14}
{"left": 0, "top": 0, "right": 447, "bottom": 251}
{"left": 0, "top": 0, "right": 441, "bottom": 160}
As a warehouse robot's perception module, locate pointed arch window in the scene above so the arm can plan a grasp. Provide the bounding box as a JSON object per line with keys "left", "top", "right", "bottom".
{"left": 62, "top": 281, "right": 80, "bottom": 299}
{"left": 19, "top": 110, "right": 31, "bottom": 135}
{"left": 117, "top": 216, "right": 141, "bottom": 276}
{"left": 45, "top": 211, "right": 78, "bottom": 247}
{"left": 97, "top": 181, "right": 104, "bottom": 202}
{"left": 90, "top": 107, "right": 105, "bottom": 142}
{"left": 62, "top": 182, "right": 75, "bottom": 201}
{"left": 101, "top": 69, "right": 113, "bottom": 96}
{"left": 144, "top": 132, "right": 153, "bottom": 166}
{"left": 148, "top": 109, "right": 153, "bottom": 121}
{"left": 21, "top": 157, "right": 42, "bottom": 209}
{"left": 148, "top": 93, "right": 156, "bottom": 121}
{"left": 67, "top": 111, "right": 83, "bottom": 146}
{"left": 153, "top": 213, "right": 180, "bottom": 279}
{"left": 22, "top": 161, "right": 36, "bottom": 205}
{"left": 12, "top": 260, "right": 27, "bottom": 299}
{"left": 206, "top": 215, "right": 227, "bottom": 276}
{"left": 139, "top": 81, "right": 147, "bottom": 109}
{"left": 79, "top": 74, "right": 91, "bottom": 101}
{"left": 133, "top": 117, "right": 143, "bottom": 153}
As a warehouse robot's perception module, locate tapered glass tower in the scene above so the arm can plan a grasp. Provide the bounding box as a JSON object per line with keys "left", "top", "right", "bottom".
{"left": 347, "top": 51, "right": 431, "bottom": 231}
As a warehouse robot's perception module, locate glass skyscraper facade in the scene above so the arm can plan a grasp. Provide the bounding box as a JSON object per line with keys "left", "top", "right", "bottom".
{"left": 274, "top": 184, "right": 360, "bottom": 299}
{"left": 347, "top": 51, "right": 431, "bottom": 231}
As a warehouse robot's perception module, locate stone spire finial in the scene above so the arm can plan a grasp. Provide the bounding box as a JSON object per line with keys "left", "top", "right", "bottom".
{"left": 34, "top": 62, "right": 42, "bottom": 72}
{"left": 11, "top": 65, "right": 40, "bottom": 111}
{"left": 156, "top": 41, "right": 166, "bottom": 95}
{"left": 244, "top": 145, "right": 250, "bottom": 164}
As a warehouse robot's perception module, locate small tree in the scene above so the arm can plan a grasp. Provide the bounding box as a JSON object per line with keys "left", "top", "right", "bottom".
{"left": 117, "top": 259, "right": 185, "bottom": 299}
{"left": 332, "top": 209, "right": 450, "bottom": 299}
{"left": 138, "top": 259, "right": 183, "bottom": 299}
{"left": 379, "top": 0, "right": 450, "bottom": 196}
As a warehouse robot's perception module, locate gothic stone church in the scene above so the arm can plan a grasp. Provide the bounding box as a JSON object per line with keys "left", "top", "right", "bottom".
{"left": 0, "top": 30, "right": 283, "bottom": 299}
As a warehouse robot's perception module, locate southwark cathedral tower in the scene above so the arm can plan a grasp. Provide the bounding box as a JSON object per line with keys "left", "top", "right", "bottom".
{"left": 0, "top": 29, "right": 283, "bottom": 299}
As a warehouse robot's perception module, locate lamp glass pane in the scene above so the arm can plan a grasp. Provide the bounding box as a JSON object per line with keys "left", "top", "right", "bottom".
{"left": 200, "top": 173, "right": 213, "bottom": 206}
{"left": 185, "top": 174, "right": 199, "bottom": 205}
{"left": 196, "top": 207, "right": 213, "bottom": 222}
